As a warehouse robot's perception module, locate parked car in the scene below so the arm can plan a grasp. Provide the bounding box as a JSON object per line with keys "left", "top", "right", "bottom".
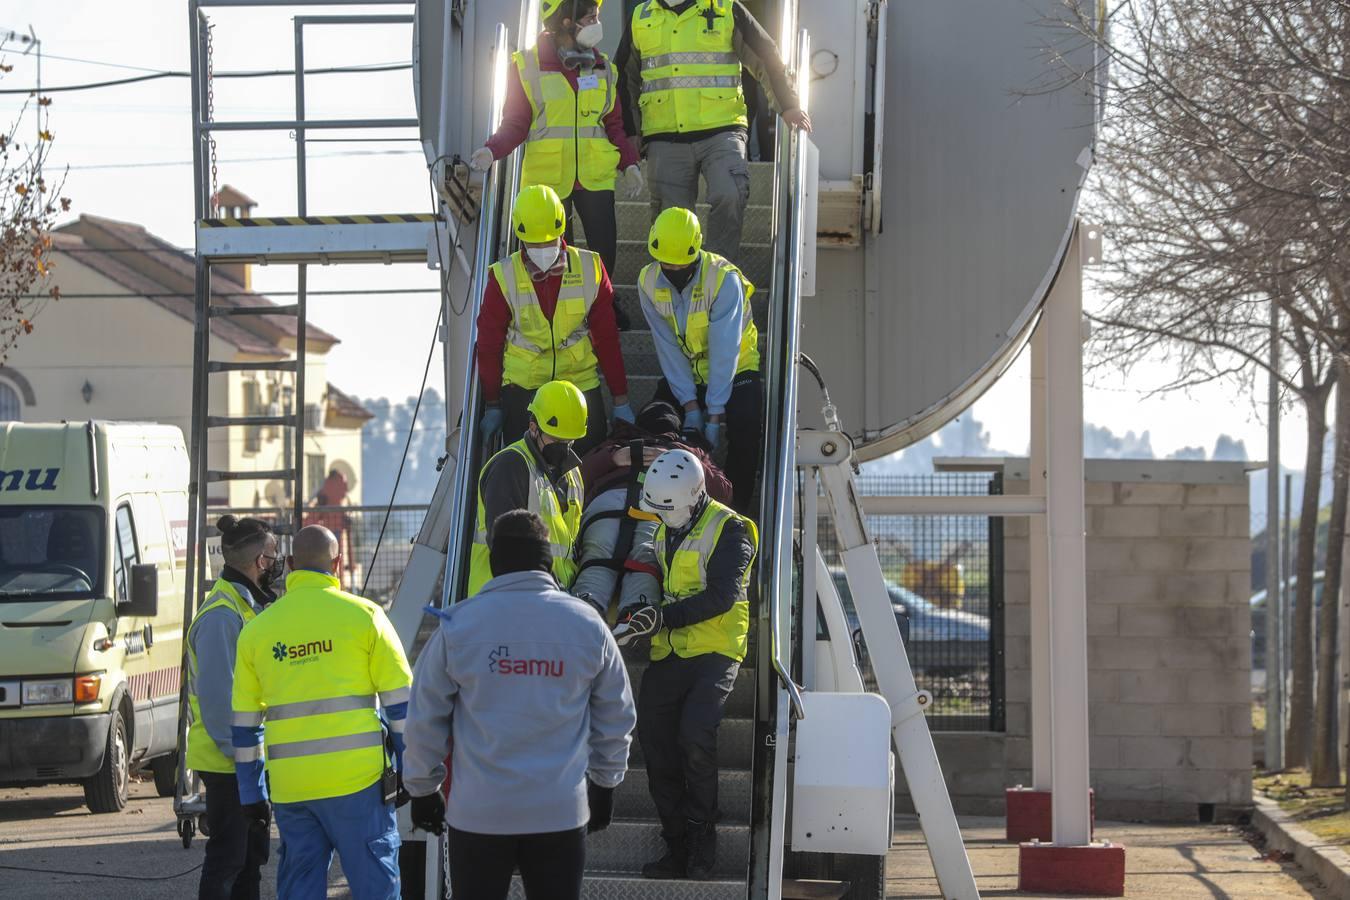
{"left": 1250, "top": 571, "right": 1323, "bottom": 671}
{"left": 828, "top": 569, "right": 990, "bottom": 674}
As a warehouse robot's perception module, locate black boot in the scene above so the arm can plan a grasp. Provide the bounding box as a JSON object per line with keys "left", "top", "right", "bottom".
{"left": 685, "top": 819, "right": 717, "bottom": 879}
{"left": 641, "top": 836, "right": 688, "bottom": 879}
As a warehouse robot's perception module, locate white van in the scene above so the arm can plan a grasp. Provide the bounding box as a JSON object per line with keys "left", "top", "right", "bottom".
{"left": 0, "top": 422, "right": 189, "bottom": 812}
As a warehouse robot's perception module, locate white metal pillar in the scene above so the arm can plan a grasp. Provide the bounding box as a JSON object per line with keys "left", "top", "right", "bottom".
{"left": 1029, "top": 324, "right": 1052, "bottom": 790}
{"left": 1045, "top": 223, "right": 1092, "bottom": 846}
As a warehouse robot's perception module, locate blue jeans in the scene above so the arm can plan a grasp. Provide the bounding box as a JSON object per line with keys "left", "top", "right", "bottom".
{"left": 273, "top": 780, "right": 399, "bottom": 900}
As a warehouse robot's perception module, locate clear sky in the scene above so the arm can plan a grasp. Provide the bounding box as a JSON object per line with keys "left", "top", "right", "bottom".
{"left": 1, "top": 0, "right": 1293, "bottom": 465}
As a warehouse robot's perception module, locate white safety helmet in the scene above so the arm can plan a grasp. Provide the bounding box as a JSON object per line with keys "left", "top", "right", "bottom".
{"left": 641, "top": 448, "right": 707, "bottom": 529}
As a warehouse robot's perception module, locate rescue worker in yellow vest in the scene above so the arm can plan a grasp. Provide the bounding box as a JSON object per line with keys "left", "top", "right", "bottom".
{"left": 468, "top": 380, "right": 588, "bottom": 596}
{"left": 186, "top": 515, "right": 281, "bottom": 900}
{"left": 616, "top": 0, "right": 810, "bottom": 264}
{"left": 477, "top": 185, "right": 631, "bottom": 455}
{"left": 231, "top": 525, "right": 413, "bottom": 900}
{"left": 470, "top": 0, "right": 641, "bottom": 295}
{"left": 626, "top": 448, "right": 757, "bottom": 880}
{"left": 638, "top": 207, "right": 762, "bottom": 513}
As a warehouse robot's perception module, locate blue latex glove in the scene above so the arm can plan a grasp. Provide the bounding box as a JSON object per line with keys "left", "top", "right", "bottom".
{"left": 682, "top": 407, "right": 705, "bottom": 433}
{"left": 480, "top": 405, "right": 504, "bottom": 444}
{"left": 704, "top": 421, "right": 722, "bottom": 448}
{"left": 613, "top": 403, "right": 635, "bottom": 424}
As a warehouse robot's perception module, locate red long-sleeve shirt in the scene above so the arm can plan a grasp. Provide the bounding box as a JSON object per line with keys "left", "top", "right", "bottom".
{"left": 476, "top": 240, "right": 628, "bottom": 402}
{"left": 485, "top": 33, "right": 639, "bottom": 178}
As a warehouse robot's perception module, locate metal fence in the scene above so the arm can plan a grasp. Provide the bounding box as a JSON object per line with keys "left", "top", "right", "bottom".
{"left": 816, "top": 471, "right": 1005, "bottom": 732}
{"left": 209, "top": 505, "right": 429, "bottom": 607}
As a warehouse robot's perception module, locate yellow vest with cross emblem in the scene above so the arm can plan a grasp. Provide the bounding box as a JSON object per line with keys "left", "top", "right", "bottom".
{"left": 631, "top": 0, "right": 747, "bottom": 135}
{"left": 640, "top": 250, "right": 760, "bottom": 383}
{"left": 491, "top": 246, "right": 604, "bottom": 391}
{"left": 185, "top": 578, "right": 258, "bottom": 774}
{"left": 515, "top": 46, "right": 621, "bottom": 197}
{"left": 651, "top": 499, "right": 758, "bottom": 663}
{"left": 468, "top": 438, "right": 584, "bottom": 595}
{"left": 231, "top": 570, "right": 412, "bottom": 804}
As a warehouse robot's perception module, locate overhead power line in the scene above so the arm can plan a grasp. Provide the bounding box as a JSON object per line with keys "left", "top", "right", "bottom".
{"left": 0, "top": 61, "right": 412, "bottom": 95}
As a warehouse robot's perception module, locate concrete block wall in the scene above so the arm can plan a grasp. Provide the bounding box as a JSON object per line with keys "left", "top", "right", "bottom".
{"left": 894, "top": 459, "right": 1253, "bottom": 823}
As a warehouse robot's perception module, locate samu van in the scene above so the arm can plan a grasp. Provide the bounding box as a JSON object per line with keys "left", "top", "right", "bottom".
{"left": 0, "top": 422, "right": 189, "bottom": 812}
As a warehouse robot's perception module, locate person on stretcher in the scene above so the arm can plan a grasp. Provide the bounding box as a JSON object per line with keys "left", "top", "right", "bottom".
{"left": 571, "top": 400, "right": 732, "bottom": 635}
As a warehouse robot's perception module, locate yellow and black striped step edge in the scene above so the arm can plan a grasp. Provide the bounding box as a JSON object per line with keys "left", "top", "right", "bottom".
{"left": 200, "top": 213, "right": 438, "bottom": 228}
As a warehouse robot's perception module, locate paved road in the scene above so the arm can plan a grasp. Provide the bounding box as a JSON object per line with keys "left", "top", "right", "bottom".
{"left": 0, "top": 782, "right": 1335, "bottom": 898}
{"left": 890, "top": 815, "right": 1333, "bottom": 899}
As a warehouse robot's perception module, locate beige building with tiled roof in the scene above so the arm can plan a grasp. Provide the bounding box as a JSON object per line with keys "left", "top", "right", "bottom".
{"left": 0, "top": 212, "right": 370, "bottom": 509}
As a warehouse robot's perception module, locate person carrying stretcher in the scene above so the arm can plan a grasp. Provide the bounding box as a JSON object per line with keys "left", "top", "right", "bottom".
{"left": 571, "top": 400, "right": 731, "bottom": 631}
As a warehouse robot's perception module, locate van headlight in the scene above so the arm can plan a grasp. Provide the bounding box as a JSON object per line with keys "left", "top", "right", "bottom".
{"left": 23, "top": 679, "right": 73, "bottom": 705}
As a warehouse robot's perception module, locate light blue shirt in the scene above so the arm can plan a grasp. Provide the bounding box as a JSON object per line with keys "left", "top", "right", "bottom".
{"left": 639, "top": 260, "right": 747, "bottom": 415}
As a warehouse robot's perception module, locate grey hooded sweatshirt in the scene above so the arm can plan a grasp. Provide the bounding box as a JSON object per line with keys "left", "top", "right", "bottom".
{"left": 403, "top": 569, "right": 637, "bottom": 835}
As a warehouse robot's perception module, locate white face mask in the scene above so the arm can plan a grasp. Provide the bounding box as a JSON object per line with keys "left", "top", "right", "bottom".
{"left": 525, "top": 242, "right": 561, "bottom": 271}
{"left": 575, "top": 21, "right": 603, "bottom": 49}
{"left": 656, "top": 505, "right": 694, "bottom": 530}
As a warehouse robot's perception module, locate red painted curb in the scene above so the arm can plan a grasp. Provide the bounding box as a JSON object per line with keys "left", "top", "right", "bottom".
{"left": 1005, "top": 787, "right": 1096, "bottom": 842}
{"left": 1018, "top": 842, "right": 1126, "bottom": 896}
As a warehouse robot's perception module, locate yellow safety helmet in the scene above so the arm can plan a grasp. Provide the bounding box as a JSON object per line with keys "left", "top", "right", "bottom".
{"left": 648, "top": 207, "right": 703, "bottom": 266}
{"left": 541, "top": 0, "right": 602, "bottom": 22}
{"left": 513, "top": 184, "right": 567, "bottom": 244}
{"left": 528, "top": 380, "right": 588, "bottom": 440}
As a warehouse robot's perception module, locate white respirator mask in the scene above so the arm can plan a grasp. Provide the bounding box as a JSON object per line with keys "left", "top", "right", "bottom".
{"left": 575, "top": 21, "right": 604, "bottom": 49}
{"left": 526, "top": 241, "right": 561, "bottom": 272}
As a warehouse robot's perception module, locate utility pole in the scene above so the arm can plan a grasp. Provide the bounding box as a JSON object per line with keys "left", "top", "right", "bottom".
{"left": 1266, "top": 302, "right": 1284, "bottom": 770}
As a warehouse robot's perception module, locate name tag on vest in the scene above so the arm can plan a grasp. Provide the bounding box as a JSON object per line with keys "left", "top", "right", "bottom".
{"left": 577, "top": 74, "right": 600, "bottom": 91}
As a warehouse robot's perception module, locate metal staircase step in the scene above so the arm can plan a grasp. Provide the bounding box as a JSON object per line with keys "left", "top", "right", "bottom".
{"left": 510, "top": 874, "right": 744, "bottom": 900}
{"left": 628, "top": 717, "right": 755, "bottom": 770}
{"left": 616, "top": 769, "right": 752, "bottom": 823}
{"left": 210, "top": 303, "right": 299, "bottom": 317}
{"left": 577, "top": 202, "right": 773, "bottom": 244}
{"left": 207, "top": 360, "right": 299, "bottom": 374}
{"left": 628, "top": 662, "right": 756, "bottom": 718}
{"left": 206, "top": 469, "right": 295, "bottom": 483}
{"left": 206, "top": 414, "right": 294, "bottom": 428}
{"left": 612, "top": 160, "right": 775, "bottom": 206}
{"left": 583, "top": 820, "right": 749, "bottom": 878}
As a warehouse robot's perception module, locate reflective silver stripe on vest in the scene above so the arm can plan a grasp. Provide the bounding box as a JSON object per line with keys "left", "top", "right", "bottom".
{"left": 529, "top": 125, "right": 609, "bottom": 141}
{"left": 641, "top": 51, "right": 738, "bottom": 70}
{"left": 233, "top": 710, "right": 265, "bottom": 728}
{"left": 264, "top": 693, "right": 376, "bottom": 722}
{"left": 379, "top": 686, "right": 410, "bottom": 706}
{"left": 265, "top": 730, "right": 384, "bottom": 761}
{"left": 234, "top": 743, "right": 262, "bottom": 763}
{"left": 520, "top": 48, "right": 616, "bottom": 143}
{"left": 641, "top": 75, "right": 741, "bottom": 93}
{"left": 657, "top": 505, "right": 733, "bottom": 593}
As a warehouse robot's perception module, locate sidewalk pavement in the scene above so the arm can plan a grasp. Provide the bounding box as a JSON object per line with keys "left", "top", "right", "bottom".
{"left": 889, "top": 814, "right": 1332, "bottom": 898}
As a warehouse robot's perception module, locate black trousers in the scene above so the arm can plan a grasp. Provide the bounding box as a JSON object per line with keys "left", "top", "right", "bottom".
{"left": 499, "top": 383, "right": 608, "bottom": 457}
{"left": 653, "top": 370, "right": 764, "bottom": 514}
{"left": 637, "top": 652, "right": 740, "bottom": 839}
{"left": 199, "top": 770, "right": 268, "bottom": 900}
{"left": 446, "top": 824, "right": 586, "bottom": 900}
{"left": 562, "top": 189, "right": 617, "bottom": 281}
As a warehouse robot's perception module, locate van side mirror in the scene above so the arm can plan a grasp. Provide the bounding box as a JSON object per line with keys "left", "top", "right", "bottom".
{"left": 119, "top": 564, "right": 159, "bottom": 618}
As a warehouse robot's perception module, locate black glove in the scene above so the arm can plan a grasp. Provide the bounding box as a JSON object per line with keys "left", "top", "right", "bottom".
{"left": 613, "top": 604, "right": 661, "bottom": 647}
{"left": 241, "top": 800, "right": 271, "bottom": 830}
{"left": 410, "top": 791, "right": 446, "bottom": 835}
{"left": 587, "top": 780, "right": 615, "bottom": 833}
{"left": 395, "top": 774, "right": 411, "bottom": 809}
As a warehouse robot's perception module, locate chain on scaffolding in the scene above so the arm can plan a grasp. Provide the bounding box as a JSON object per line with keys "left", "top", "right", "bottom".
{"left": 206, "top": 20, "right": 219, "bottom": 215}
{"left": 441, "top": 831, "right": 450, "bottom": 899}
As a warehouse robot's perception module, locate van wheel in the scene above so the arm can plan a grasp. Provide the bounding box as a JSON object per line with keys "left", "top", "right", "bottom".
{"left": 150, "top": 755, "right": 178, "bottom": 798}
{"left": 84, "top": 708, "right": 130, "bottom": 813}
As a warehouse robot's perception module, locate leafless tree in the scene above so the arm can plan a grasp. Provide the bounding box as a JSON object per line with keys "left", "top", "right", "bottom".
{"left": 0, "top": 38, "right": 68, "bottom": 362}
{"left": 1055, "top": 0, "right": 1350, "bottom": 780}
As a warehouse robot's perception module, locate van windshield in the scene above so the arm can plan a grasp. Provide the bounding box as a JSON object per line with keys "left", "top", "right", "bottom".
{"left": 0, "top": 506, "right": 105, "bottom": 601}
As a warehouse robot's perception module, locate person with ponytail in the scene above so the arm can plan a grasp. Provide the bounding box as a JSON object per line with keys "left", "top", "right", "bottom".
{"left": 185, "top": 515, "right": 281, "bottom": 900}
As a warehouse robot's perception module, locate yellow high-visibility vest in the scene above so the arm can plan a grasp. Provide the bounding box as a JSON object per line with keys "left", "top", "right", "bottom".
{"left": 232, "top": 570, "right": 412, "bottom": 804}
{"left": 468, "top": 438, "right": 584, "bottom": 595}
{"left": 185, "top": 578, "right": 257, "bottom": 774}
{"left": 491, "top": 246, "right": 604, "bottom": 391}
{"left": 640, "top": 250, "right": 759, "bottom": 383}
{"left": 631, "top": 0, "right": 747, "bottom": 135}
{"left": 651, "top": 499, "right": 758, "bottom": 663}
{"left": 515, "top": 46, "right": 621, "bottom": 197}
